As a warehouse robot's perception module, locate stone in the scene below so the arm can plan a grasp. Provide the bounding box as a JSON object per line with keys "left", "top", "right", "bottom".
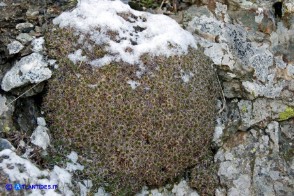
{"left": 13, "top": 98, "right": 41, "bottom": 133}
{"left": 7, "top": 40, "right": 24, "bottom": 55}
{"left": 0, "top": 2, "right": 6, "bottom": 7}
{"left": 0, "top": 138, "right": 14, "bottom": 151}
{"left": 223, "top": 80, "right": 242, "bottom": 98}
{"left": 30, "top": 124, "right": 50, "bottom": 150}
{"left": 280, "top": 123, "right": 294, "bottom": 140}
{"left": 31, "top": 37, "right": 45, "bottom": 53}
{"left": 265, "top": 121, "right": 280, "bottom": 153}
{"left": 26, "top": 8, "right": 40, "bottom": 21}
{"left": 0, "top": 94, "right": 15, "bottom": 133}
{"left": 16, "top": 22, "right": 34, "bottom": 33}
{"left": 1, "top": 53, "right": 52, "bottom": 91}
{"left": 16, "top": 33, "right": 34, "bottom": 44}
{"left": 37, "top": 117, "right": 46, "bottom": 127}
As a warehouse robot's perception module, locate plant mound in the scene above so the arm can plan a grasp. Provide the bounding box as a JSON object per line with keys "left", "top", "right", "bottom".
{"left": 43, "top": 27, "right": 220, "bottom": 195}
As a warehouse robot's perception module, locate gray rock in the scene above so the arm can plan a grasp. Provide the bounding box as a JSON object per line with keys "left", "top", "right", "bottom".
{"left": 280, "top": 123, "right": 294, "bottom": 140}
{"left": 16, "top": 33, "right": 34, "bottom": 44}
{"left": 14, "top": 98, "right": 41, "bottom": 133}
{"left": 30, "top": 124, "right": 50, "bottom": 150}
{"left": 265, "top": 121, "right": 280, "bottom": 153}
{"left": 31, "top": 37, "right": 44, "bottom": 53}
{"left": 223, "top": 80, "right": 242, "bottom": 98}
{"left": 0, "top": 138, "right": 14, "bottom": 151}
{"left": 7, "top": 40, "right": 24, "bottom": 55}
{"left": 1, "top": 53, "right": 52, "bottom": 91}
{"left": 0, "top": 94, "right": 15, "bottom": 133}
{"left": 16, "top": 22, "right": 34, "bottom": 33}
{"left": 238, "top": 100, "right": 253, "bottom": 130}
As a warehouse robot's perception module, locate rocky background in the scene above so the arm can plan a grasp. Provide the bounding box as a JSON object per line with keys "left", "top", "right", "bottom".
{"left": 0, "top": 0, "right": 293, "bottom": 195}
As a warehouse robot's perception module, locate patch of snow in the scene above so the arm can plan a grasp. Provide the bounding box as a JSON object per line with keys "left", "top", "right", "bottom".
{"left": 66, "top": 151, "right": 84, "bottom": 172}
{"left": 255, "top": 8, "right": 264, "bottom": 23}
{"left": 0, "top": 149, "right": 74, "bottom": 195}
{"left": 127, "top": 80, "right": 140, "bottom": 89}
{"left": 67, "top": 151, "right": 78, "bottom": 162}
{"left": 180, "top": 70, "right": 194, "bottom": 83}
{"left": 68, "top": 49, "right": 87, "bottom": 64}
{"left": 95, "top": 187, "right": 110, "bottom": 196}
{"left": 31, "top": 37, "right": 45, "bottom": 52}
{"left": 79, "top": 180, "right": 93, "bottom": 196}
{"left": 53, "top": 0, "right": 196, "bottom": 67}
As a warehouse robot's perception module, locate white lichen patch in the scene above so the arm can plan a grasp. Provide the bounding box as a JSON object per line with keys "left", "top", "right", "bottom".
{"left": 53, "top": 0, "right": 196, "bottom": 67}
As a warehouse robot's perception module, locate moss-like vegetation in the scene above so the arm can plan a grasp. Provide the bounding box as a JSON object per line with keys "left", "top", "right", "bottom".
{"left": 43, "top": 24, "right": 220, "bottom": 195}
{"left": 279, "top": 107, "right": 294, "bottom": 121}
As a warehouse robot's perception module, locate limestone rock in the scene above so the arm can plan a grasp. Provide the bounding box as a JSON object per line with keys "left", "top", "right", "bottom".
{"left": 7, "top": 40, "right": 24, "bottom": 55}
{"left": 1, "top": 53, "right": 52, "bottom": 91}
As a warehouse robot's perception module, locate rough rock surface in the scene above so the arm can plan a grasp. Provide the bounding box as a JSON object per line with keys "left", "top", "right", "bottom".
{"left": 1, "top": 52, "right": 52, "bottom": 91}
{"left": 184, "top": 1, "right": 294, "bottom": 195}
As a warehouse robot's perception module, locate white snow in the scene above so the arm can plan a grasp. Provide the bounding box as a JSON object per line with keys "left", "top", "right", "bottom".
{"left": 66, "top": 151, "right": 84, "bottom": 172}
{"left": 180, "top": 70, "right": 194, "bottom": 83}
{"left": 78, "top": 180, "right": 93, "bottom": 196}
{"left": 255, "top": 8, "right": 264, "bottom": 23}
{"left": 68, "top": 49, "right": 87, "bottom": 64}
{"left": 53, "top": 0, "right": 196, "bottom": 67}
{"left": 127, "top": 80, "right": 140, "bottom": 89}
{"left": 0, "top": 149, "right": 74, "bottom": 195}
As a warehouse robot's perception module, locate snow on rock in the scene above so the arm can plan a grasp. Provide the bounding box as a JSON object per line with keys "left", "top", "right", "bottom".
{"left": 53, "top": 0, "right": 196, "bottom": 67}
{"left": 1, "top": 53, "right": 52, "bottom": 91}
{"left": 7, "top": 40, "right": 24, "bottom": 54}
{"left": 30, "top": 117, "right": 50, "bottom": 150}
{"left": 0, "top": 149, "right": 74, "bottom": 195}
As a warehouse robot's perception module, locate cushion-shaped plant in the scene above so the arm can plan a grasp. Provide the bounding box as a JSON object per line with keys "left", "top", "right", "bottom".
{"left": 43, "top": 0, "right": 220, "bottom": 194}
